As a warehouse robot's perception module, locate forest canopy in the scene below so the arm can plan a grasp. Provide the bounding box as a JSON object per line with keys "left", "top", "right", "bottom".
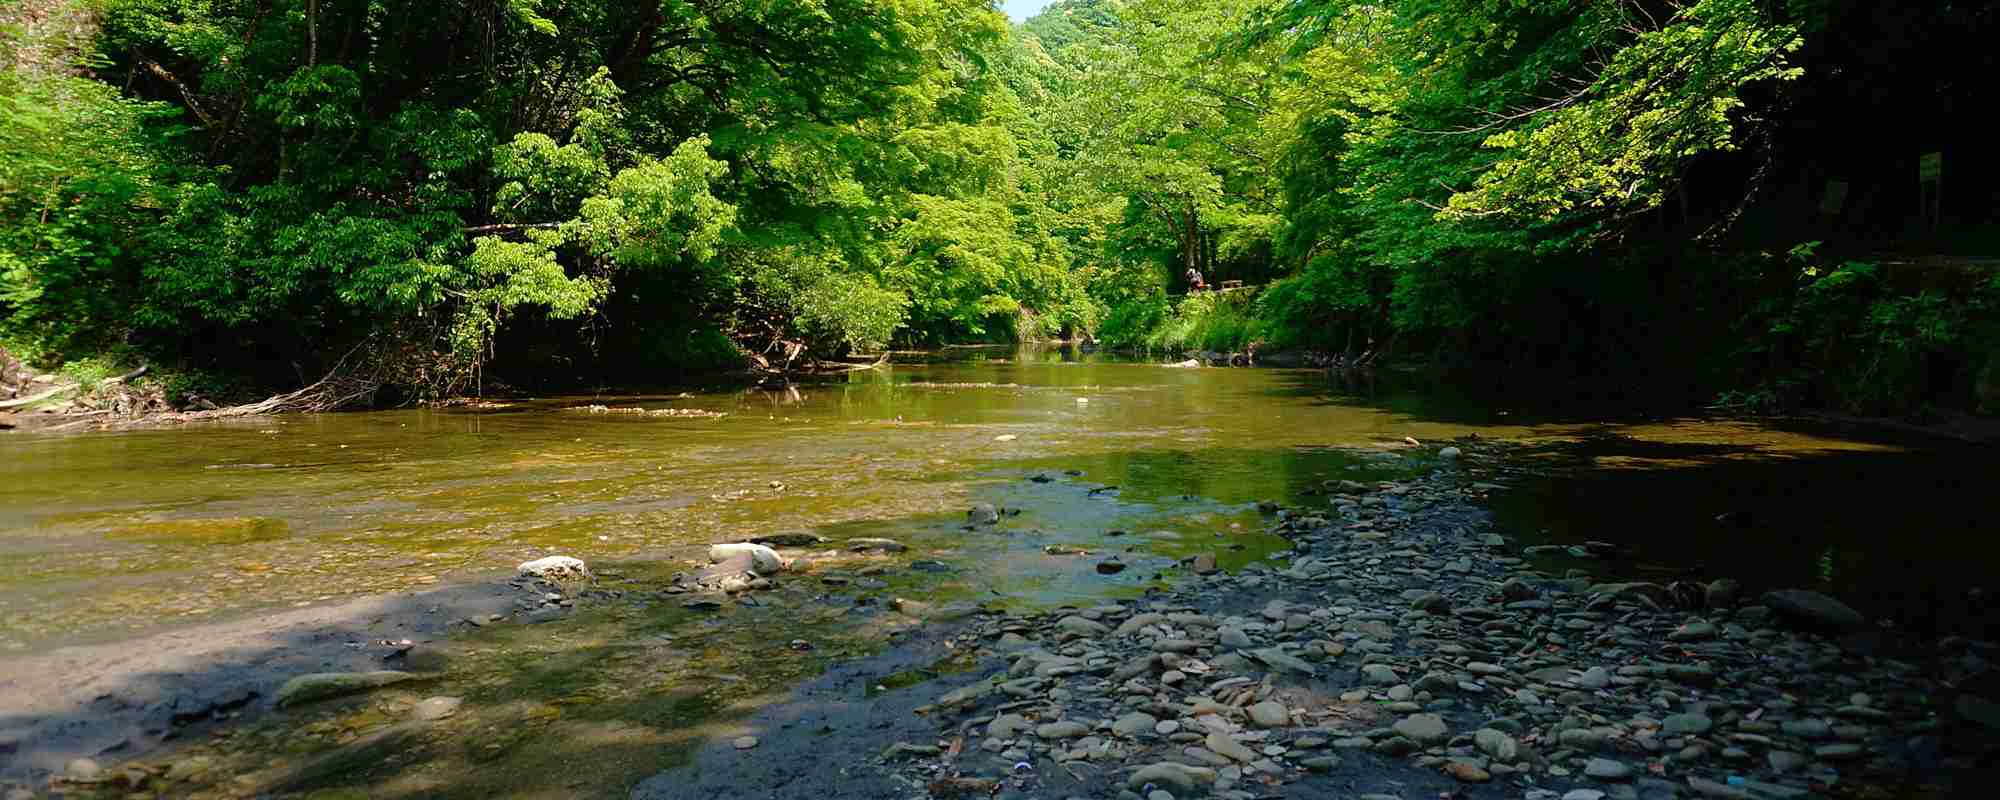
{"left": 3, "top": 0, "right": 1994, "bottom": 413}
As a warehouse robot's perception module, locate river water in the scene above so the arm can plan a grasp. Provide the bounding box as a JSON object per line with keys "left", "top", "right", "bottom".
{"left": 3, "top": 346, "right": 1995, "bottom": 795}
{"left": 1, "top": 346, "right": 1993, "bottom": 655}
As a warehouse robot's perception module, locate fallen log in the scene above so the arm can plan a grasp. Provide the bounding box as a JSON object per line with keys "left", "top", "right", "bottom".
{"left": 0, "top": 383, "right": 74, "bottom": 410}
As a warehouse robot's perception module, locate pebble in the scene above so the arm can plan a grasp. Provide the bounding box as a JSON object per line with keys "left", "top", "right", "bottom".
{"left": 856, "top": 463, "right": 1943, "bottom": 800}
{"left": 733, "top": 736, "right": 758, "bottom": 749}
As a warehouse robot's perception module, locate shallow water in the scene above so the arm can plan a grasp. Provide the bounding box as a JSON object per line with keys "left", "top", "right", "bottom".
{"left": 0, "top": 346, "right": 1992, "bottom": 653}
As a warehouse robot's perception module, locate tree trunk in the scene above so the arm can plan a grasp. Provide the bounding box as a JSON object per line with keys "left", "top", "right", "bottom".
{"left": 307, "top": 0, "right": 318, "bottom": 66}
{"left": 1182, "top": 206, "right": 1200, "bottom": 283}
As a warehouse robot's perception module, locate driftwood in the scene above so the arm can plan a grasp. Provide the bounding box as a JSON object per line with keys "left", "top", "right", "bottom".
{"left": 0, "top": 383, "right": 73, "bottom": 410}
{"left": 814, "top": 353, "right": 890, "bottom": 373}
{"left": 181, "top": 371, "right": 379, "bottom": 419}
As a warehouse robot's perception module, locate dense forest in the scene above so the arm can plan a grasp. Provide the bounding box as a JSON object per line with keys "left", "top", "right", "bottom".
{"left": 3, "top": 0, "right": 1995, "bottom": 414}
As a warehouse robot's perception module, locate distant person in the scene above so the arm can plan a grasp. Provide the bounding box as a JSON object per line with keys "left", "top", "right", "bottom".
{"left": 1185, "top": 268, "right": 1205, "bottom": 292}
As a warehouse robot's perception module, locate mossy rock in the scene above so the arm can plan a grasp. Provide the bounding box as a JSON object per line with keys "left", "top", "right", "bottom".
{"left": 276, "top": 671, "right": 416, "bottom": 708}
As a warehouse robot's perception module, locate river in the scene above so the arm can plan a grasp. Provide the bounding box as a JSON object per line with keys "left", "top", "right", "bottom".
{"left": 1, "top": 346, "right": 1992, "bottom": 794}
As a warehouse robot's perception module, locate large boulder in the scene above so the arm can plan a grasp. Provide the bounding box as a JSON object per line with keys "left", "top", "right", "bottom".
{"left": 1761, "top": 589, "right": 1866, "bottom": 631}
{"left": 708, "top": 542, "right": 785, "bottom": 574}
{"left": 517, "top": 555, "right": 591, "bottom": 582}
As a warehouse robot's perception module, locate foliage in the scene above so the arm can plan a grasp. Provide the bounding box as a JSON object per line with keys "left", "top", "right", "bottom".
{"left": 2, "top": 0, "right": 1989, "bottom": 418}
{"left": 1746, "top": 254, "right": 2000, "bottom": 415}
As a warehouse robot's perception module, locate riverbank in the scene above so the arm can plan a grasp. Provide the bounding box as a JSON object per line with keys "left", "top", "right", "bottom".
{"left": 632, "top": 452, "right": 1993, "bottom": 800}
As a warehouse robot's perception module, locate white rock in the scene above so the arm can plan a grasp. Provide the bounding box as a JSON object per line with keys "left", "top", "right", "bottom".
{"left": 517, "top": 555, "right": 591, "bottom": 581}
{"left": 708, "top": 542, "right": 785, "bottom": 574}
{"left": 412, "top": 696, "right": 463, "bottom": 721}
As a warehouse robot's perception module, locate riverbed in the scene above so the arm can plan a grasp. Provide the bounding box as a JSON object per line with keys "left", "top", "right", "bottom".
{"left": 1, "top": 347, "right": 1992, "bottom": 795}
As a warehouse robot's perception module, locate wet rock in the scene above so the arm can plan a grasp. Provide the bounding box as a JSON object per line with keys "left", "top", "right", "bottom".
{"left": 1813, "top": 743, "right": 1862, "bottom": 760}
{"left": 750, "top": 532, "right": 824, "bottom": 547}
{"left": 1585, "top": 758, "right": 1632, "bottom": 780}
{"left": 1704, "top": 578, "right": 1741, "bottom": 608}
{"left": 709, "top": 542, "right": 785, "bottom": 574}
{"left": 969, "top": 504, "right": 1000, "bottom": 525}
{"left": 1114, "top": 712, "right": 1159, "bottom": 737}
{"left": 1192, "top": 553, "right": 1219, "bottom": 575}
{"left": 1439, "top": 446, "right": 1462, "bottom": 460}
{"left": 882, "top": 742, "right": 941, "bottom": 760}
{"left": 1247, "top": 701, "right": 1289, "bottom": 728}
{"left": 160, "top": 686, "right": 258, "bottom": 726}
{"left": 1577, "top": 666, "right": 1612, "bottom": 689}
{"left": 1301, "top": 755, "right": 1341, "bottom": 772}
{"left": 1670, "top": 621, "right": 1718, "bottom": 641}
{"left": 1362, "top": 664, "right": 1401, "bottom": 685}
{"left": 1057, "top": 616, "right": 1111, "bottom": 637}
{"left": 1559, "top": 728, "right": 1608, "bottom": 751}
{"left": 1410, "top": 592, "right": 1451, "bottom": 615}
{"left": 1500, "top": 578, "right": 1538, "bottom": 602}
{"left": 1204, "top": 731, "right": 1258, "bottom": 763}
{"left": 1249, "top": 648, "right": 1316, "bottom": 676}
{"left": 1443, "top": 761, "right": 1488, "bottom": 782}
{"left": 1761, "top": 589, "right": 1865, "bottom": 630}
{"left": 847, "top": 538, "right": 908, "bottom": 553}
{"left": 517, "top": 555, "right": 591, "bottom": 581}
{"left": 1688, "top": 776, "right": 1756, "bottom": 799}
{"left": 276, "top": 670, "right": 415, "bottom": 708}
{"left": 1662, "top": 712, "right": 1713, "bottom": 736}
{"left": 733, "top": 736, "right": 759, "bottom": 749}
{"left": 1127, "top": 763, "right": 1216, "bottom": 792}
{"left": 1038, "top": 720, "right": 1092, "bottom": 739}
{"left": 1097, "top": 558, "right": 1128, "bottom": 575}
{"left": 1474, "top": 728, "right": 1519, "bottom": 761}
{"left": 989, "top": 714, "right": 1033, "bottom": 738}
{"left": 1115, "top": 613, "right": 1169, "bottom": 636}
{"left": 1392, "top": 713, "right": 1449, "bottom": 745}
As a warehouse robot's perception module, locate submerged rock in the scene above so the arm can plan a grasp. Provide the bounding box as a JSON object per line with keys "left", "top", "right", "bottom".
{"left": 276, "top": 670, "right": 415, "bottom": 708}
{"left": 1762, "top": 589, "right": 1866, "bottom": 630}
{"left": 968, "top": 503, "right": 1000, "bottom": 525}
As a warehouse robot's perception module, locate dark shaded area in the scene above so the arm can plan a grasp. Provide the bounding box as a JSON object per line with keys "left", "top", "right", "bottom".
{"left": 1482, "top": 431, "right": 2000, "bottom": 639}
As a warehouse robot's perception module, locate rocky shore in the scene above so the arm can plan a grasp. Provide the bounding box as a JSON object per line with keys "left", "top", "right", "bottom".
{"left": 637, "top": 454, "right": 1993, "bottom": 800}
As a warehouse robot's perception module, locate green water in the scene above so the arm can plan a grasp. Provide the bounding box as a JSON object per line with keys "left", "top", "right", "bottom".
{"left": 0, "top": 347, "right": 1990, "bottom": 652}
